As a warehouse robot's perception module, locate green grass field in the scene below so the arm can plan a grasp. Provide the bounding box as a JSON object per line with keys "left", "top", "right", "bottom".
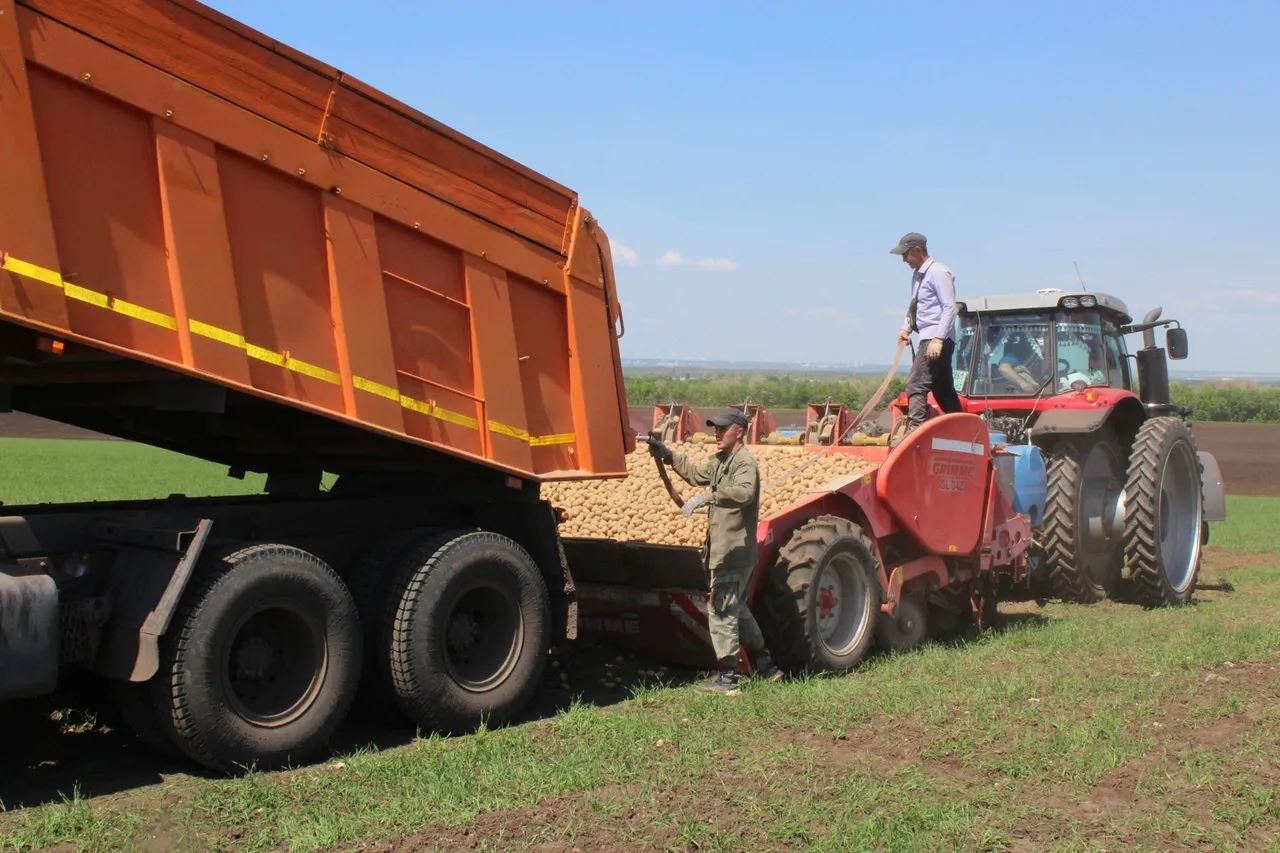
{"left": 1, "top": 442, "right": 1278, "bottom": 852}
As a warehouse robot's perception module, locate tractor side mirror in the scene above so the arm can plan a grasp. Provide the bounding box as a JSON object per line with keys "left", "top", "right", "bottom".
{"left": 1167, "top": 328, "right": 1189, "bottom": 360}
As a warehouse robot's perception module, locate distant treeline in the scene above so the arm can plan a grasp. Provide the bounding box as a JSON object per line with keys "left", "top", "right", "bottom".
{"left": 623, "top": 375, "right": 1280, "bottom": 424}
{"left": 1171, "top": 383, "right": 1280, "bottom": 424}
{"left": 623, "top": 374, "right": 907, "bottom": 413}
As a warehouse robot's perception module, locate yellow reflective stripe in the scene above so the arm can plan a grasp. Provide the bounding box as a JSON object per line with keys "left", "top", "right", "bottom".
{"left": 487, "top": 421, "right": 529, "bottom": 440}
{"left": 1, "top": 255, "right": 63, "bottom": 287}
{"left": 285, "top": 357, "right": 340, "bottom": 384}
{"left": 2, "top": 253, "right": 576, "bottom": 447}
{"left": 530, "top": 433, "right": 576, "bottom": 447}
{"left": 64, "top": 281, "right": 109, "bottom": 308}
{"left": 112, "top": 298, "right": 177, "bottom": 330}
{"left": 244, "top": 343, "right": 285, "bottom": 367}
{"left": 189, "top": 319, "right": 245, "bottom": 348}
{"left": 353, "top": 376, "right": 399, "bottom": 401}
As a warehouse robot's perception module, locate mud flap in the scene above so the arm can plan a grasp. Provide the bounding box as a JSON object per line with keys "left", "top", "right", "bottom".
{"left": 0, "top": 572, "right": 59, "bottom": 701}
{"left": 1199, "top": 451, "right": 1226, "bottom": 523}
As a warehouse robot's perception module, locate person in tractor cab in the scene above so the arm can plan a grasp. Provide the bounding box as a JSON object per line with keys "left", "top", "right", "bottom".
{"left": 649, "top": 410, "right": 783, "bottom": 695}
{"left": 996, "top": 330, "right": 1047, "bottom": 393}
{"left": 891, "top": 232, "right": 963, "bottom": 441}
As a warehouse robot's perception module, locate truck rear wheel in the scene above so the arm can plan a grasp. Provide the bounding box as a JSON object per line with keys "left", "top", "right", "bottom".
{"left": 382, "top": 531, "right": 551, "bottom": 734}
{"left": 1043, "top": 429, "right": 1126, "bottom": 604}
{"left": 154, "top": 544, "right": 361, "bottom": 773}
{"left": 345, "top": 527, "right": 437, "bottom": 721}
{"left": 1125, "top": 417, "right": 1205, "bottom": 606}
{"left": 775, "top": 515, "right": 881, "bottom": 671}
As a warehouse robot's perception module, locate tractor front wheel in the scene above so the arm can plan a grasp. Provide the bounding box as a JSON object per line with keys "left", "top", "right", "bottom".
{"left": 1125, "top": 417, "right": 1205, "bottom": 606}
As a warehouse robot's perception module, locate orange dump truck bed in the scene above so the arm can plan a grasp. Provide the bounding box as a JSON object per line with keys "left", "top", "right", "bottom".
{"left": 0, "top": 0, "right": 631, "bottom": 481}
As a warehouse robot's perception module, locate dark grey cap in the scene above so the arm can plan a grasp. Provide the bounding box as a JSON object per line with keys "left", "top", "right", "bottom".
{"left": 706, "top": 409, "right": 749, "bottom": 429}
{"left": 890, "top": 232, "right": 927, "bottom": 255}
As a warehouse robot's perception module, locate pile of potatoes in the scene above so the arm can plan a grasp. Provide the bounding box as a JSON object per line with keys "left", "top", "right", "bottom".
{"left": 543, "top": 445, "right": 880, "bottom": 547}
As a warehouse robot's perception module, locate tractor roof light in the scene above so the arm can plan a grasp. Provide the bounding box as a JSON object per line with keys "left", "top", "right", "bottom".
{"left": 1061, "top": 296, "right": 1080, "bottom": 309}
{"left": 1079, "top": 295, "right": 1096, "bottom": 307}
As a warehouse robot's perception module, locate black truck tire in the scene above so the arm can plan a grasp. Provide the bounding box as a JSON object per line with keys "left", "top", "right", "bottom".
{"left": 382, "top": 530, "right": 551, "bottom": 734}
{"left": 344, "top": 527, "right": 437, "bottom": 721}
{"left": 1042, "top": 428, "right": 1126, "bottom": 604}
{"left": 153, "top": 544, "right": 362, "bottom": 773}
{"left": 774, "top": 515, "right": 881, "bottom": 671}
{"left": 1125, "top": 417, "right": 1206, "bottom": 607}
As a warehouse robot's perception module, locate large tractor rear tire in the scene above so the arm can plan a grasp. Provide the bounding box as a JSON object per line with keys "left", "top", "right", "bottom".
{"left": 381, "top": 530, "right": 551, "bottom": 734}
{"left": 773, "top": 515, "right": 881, "bottom": 671}
{"left": 1125, "top": 417, "right": 1205, "bottom": 606}
{"left": 1042, "top": 428, "right": 1127, "bottom": 603}
{"left": 152, "top": 544, "right": 362, "bottom": 773}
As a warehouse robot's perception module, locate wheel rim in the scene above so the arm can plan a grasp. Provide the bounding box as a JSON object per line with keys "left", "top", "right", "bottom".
{"left": 222, "top": 602, "right": 327, "bottom": 728}
{"left": 1077, "top": 441, "right": 1125, "bottom": 587}
{"left": 814, "top": 552, "right": 872, "bottom": 656}
{"left": 441, "top": 579, "right": 524, "bottom": 692}
{"left": 1159, "top": 439, "right": 1204, "bottom": 593}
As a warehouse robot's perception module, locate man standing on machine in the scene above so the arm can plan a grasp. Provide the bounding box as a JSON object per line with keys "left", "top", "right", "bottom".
{"left": 892, "top": 232, "right": 963, "bottom": 439}
{"left": 648, "top": 409, "right": 783, "bottom": 695}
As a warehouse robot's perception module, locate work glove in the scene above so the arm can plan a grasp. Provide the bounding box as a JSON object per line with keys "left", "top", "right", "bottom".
{"left": 648, "top": 438, "right": 673, "bottom": 464}
{"left": 926, "top": 338, "right": 943, "bottom": 361}
{"left": 681, "top": 491, "right": 713, "bottom": 518}
{"left": 897, "top": 329, "right": 912, "bottom": 346}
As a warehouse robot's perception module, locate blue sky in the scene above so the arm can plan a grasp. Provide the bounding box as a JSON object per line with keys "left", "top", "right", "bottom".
{"left": 205, "top": 1, "right": 1279, "bottom": 373}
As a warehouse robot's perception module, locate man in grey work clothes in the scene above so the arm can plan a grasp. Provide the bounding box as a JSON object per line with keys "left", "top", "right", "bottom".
{"left": 891, "top": 232, "right": 963, "bottom": 439}
{"left": 649, "top": 410, "right": 782, "bottom": 695}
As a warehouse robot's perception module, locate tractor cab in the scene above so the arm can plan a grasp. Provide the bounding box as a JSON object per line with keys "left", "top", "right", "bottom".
{"left": 950, "top": 289, "right": 1191, "bottom": 439}
{"left": 954, "top": 290, "right": 1139, "bottom": 399}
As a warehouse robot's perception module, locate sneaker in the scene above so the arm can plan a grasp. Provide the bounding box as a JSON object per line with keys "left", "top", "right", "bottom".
{"left": 753, "top": 654, "right": 784, "bottom": 683}
{"left": 699, "top": 671, "right": 741, "bottom": 696}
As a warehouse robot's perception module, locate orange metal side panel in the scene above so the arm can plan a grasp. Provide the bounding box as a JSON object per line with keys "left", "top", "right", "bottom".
{"left": 0, "top": 0, "right": 632, "bottom": 482}
{"left": 322, "top": 198, "right": 404, "bottom": 433}
{"left": 323, "top": 106, "right": 567, "bottom": 252}
{"left": 509, "top": 277, "right": 577, "bottom": 474}
{"left": 27, "top": 68, "right": 180, "bottom": 363}
{"left": 565, "top": 276, "right": 629, "bottom": 474}
{"left": 22, "top": 0, "right": 331, "bottom": 138}
{"left": 218, "top": 151, "right": 345, "bottom": 414}
{"left": 154, "top": 121, "right": 252, "bottom": 384}
{"left": 14, "top": 10, "right": 567, "bottom": 292}
{"left": 0, "top": 0, "right": 68, "bottom": 331}
{"left": 464, "top": 256, "right": 535, "bottom": 474}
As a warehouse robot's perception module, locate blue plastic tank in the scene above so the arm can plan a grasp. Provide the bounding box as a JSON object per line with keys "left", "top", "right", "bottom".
{"left": 1003, "top": 444, "right": 1047, "bottom": 527}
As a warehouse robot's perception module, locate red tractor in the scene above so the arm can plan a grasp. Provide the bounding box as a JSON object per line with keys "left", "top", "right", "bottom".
{"left": 899, "top": 288, "right": 1227, "bottom": 607}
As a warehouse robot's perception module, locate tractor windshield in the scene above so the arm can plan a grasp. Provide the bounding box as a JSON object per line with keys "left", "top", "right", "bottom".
{"left": 1054, "top": 310, "right": 1109, "bottom": 391}
{"left": 954, "top": 313, "right": 1052, "bottom": 396}
{"left": 954, "top": 307, "right": 1130, "bottom": 396}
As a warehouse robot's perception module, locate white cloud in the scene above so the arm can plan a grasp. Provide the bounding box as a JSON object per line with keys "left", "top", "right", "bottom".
{"left": 658, "top": 250, "right": 740, "bottom": 271}
{"left": 609, "top": 239, "right": 639, "bottom": 267}
{"left": 1234, "top": 289, "right": 1280, "bottom": 306}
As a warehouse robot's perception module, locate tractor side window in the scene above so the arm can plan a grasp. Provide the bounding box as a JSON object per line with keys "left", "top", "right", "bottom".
{"left": 952, "top": 316, "right": 977, "bottom": 393}
{"left": 974, "top": 313, "right": 1051, "bottom": 395}
{"left": 1055, "top": 311, "right": 1108, "bottom": 391}
{"left": 1102, "top": 324, "right": 1128, "bottom": 389}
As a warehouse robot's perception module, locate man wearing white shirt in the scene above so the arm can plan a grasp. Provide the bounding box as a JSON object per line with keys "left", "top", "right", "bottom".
{"left": 891, "top": 232, "right": 963, "bottom": 436}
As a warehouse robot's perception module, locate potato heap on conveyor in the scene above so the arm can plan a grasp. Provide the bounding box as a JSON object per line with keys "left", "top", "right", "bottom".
{"left": 543, "top": 445, "right": 880, "bottom": 547}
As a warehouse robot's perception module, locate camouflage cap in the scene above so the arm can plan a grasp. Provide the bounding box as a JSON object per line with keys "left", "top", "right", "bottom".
{"left": 890, "top": 232, "right": 927, "bottom": 255}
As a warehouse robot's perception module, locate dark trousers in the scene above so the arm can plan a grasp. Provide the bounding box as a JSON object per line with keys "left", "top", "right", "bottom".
{"left": 905, "top": 337, "right": 963, "bottom": 428}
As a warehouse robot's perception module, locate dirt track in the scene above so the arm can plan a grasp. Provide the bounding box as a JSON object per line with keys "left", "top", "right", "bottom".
{"left": 4, "top": 413, "right": 1277, "bottom": 497}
